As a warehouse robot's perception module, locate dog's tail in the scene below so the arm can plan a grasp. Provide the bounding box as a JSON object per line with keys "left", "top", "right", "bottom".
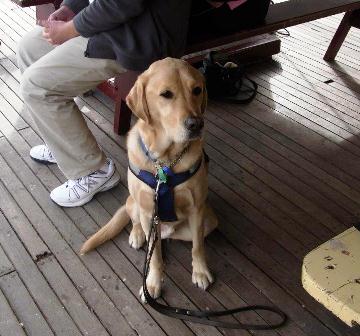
{"left": 80, "top": 205, "right": 130, "bottom": 255}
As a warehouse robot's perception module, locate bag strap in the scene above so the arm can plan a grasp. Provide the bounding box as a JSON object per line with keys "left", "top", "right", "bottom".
{"left": 211, "top": 75, "right": 258, "bottom": 104}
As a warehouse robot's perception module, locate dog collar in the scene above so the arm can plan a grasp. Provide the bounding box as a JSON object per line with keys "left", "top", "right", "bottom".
{"left": 139, "top": 136, "right": 158, "bottom": 163}
{"left": 138, "top": 136, "right": 191, "bottom": 182}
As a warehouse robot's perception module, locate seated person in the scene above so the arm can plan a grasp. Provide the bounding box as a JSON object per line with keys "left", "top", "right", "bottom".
{"left": 17, "top": 0, "right": 192, "bottom": 207}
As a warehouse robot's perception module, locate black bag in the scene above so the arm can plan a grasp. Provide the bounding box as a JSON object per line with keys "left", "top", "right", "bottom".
{"left": 189, "top": 0, "right": 271, "bottom": 34}
{"left": 199, "top": 52, "right": 258, "bottom": 104}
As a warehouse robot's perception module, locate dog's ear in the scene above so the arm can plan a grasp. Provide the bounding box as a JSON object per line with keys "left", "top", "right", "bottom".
{"left": 201, "top": 84, "right": 208, "bottom": 114}
{"left": 126, "top": 74, "right": 151, "bottom": 124}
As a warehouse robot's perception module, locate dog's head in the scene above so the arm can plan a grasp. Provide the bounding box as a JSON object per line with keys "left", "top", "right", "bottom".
{"left": 126, "top": 58, "right": 207, "bottom": 143}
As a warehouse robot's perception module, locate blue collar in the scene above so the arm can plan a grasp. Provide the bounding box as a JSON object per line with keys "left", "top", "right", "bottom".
{"left": 138, "top": 136, "right": 158, "bottom": 162}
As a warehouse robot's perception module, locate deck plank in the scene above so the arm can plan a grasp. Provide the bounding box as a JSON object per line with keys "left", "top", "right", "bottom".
{"left": 231, "top": 97, "right": 360, "bottom": 191}
{"left": 0, "top": 1, "right": 34, "bottom": 31}
{"left": 0, "top": 287, "right": 26, "bottom": 336}
{"left": 0, "top": 181, "right": 50, "bottom": 260}
{"left": 0, "top": 205, "right": 83, "bottom": 336}
{"left": 251, "top": 65, "right": 360, "bottom": 123}
{"left": 0, "top": 271, "right": 54, "bottom": 336}
{"left": 254, "top": 70, "right": 360, "bottom": 131}
{"left": 0, "top": 243, "right": 13, "bottom": 277}
{"left": 205, "top": 113, "right": 350, "bottom": 231}
{"left": 37, "top": 255, "right": 110, "bottom": 336}
{"left": 0, "top": 84, "right": 28, "bottom": 130}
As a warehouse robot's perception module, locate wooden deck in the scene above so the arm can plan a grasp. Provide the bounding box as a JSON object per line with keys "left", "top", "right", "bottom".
{"left": 0, "top": 1, "right": 360, "bottom": 335}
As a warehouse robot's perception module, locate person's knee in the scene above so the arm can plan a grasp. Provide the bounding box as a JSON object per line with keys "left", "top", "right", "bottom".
{"left": 16, "top": 27, "right": 44, "bottom": 72}
{"left": 16, "top": 35, "right": 30, "bottom": 72}
{"left": 20, "top": 66, "right": 47, "bottom": 104}
{"left": 20, "top": 65, "right": 74, "bottom": 111}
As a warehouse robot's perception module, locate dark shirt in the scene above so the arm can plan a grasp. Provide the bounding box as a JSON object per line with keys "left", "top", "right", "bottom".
{"left": 62, "top": 0, "right": 192, "bottom": 71}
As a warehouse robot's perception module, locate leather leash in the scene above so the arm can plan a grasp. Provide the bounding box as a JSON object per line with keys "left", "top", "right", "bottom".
{"left": 142, "top": 179, "right": 287, "bottom": 330}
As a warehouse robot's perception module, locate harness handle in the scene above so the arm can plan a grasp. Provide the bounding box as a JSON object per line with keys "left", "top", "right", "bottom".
{"left": 142, "top": 186, "right": 287, "bottom": 330}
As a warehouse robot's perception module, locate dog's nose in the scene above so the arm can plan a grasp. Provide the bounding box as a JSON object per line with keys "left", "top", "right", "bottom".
{"left": 184, "top": 117, "right": 204, "bottom": 132}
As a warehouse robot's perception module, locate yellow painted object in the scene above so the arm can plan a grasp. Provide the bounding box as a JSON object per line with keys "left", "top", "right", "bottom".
{"left": 302, "top": 226, "right": 360, "bottom": 327}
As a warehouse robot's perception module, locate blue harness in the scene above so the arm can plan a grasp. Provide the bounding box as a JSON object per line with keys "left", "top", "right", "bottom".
{"left": 129, "top": 138, "right": 205, "bottom": 222}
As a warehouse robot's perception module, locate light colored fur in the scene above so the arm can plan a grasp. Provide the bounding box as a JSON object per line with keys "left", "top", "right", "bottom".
{"left": 80, "top": 58, "right": 218, "bottom": 300}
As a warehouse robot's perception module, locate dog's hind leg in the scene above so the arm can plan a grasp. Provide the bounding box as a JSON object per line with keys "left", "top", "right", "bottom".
{"left": 127, "top": 195, "right": 146, "bottom": 249}
{"left": 80, "top": 199, "right": 131, "bottom": 255}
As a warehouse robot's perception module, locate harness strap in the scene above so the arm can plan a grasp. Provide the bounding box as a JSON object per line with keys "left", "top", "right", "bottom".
{"left": 129, "top": 157, "right": 203, "bottom": 222}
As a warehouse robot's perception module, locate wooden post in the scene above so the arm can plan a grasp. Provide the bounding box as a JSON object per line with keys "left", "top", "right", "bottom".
{"left": 113, "top": 71, "right": 139, "bottom": 135}
{"left": 36, "top": 3, "right": 55, "bottom": 20}
{"left": 324, "top": 10, "right": 359, "bottom": 61}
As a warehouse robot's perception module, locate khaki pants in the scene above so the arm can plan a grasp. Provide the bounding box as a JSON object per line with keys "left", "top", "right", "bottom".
{"left": 17, "top": 26, "right": 125, "bottom": 179}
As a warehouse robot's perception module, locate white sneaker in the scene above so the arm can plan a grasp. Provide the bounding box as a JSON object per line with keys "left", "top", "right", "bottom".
{"left": 30, "top": 144, "right": 57, "bottom": 164}
{"left": 50, "top": 158, "right": 120, "bottom": 207}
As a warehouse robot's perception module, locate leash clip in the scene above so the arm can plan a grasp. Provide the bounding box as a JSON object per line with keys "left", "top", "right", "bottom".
{"left": 153, "top": 215, "right": 160, "bottom": 225}
{"left": 155, "top": 178, "right": 161, "bottom": 195}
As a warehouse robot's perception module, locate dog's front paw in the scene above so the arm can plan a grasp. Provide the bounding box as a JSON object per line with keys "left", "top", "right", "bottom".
{"left": 139, "top": 270, "right": 163, "bottom": 303}
{"left": 139, "top": 282, "right": 162, "bottom": 303}
{"left": 129, "top": 225, "right": 145, "bottom": 249}
{"left": 192, "top": 267, "right": 214, "bottom": 290}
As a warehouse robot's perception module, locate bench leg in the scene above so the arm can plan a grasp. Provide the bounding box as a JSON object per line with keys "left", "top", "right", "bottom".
{"left": 35, "top": 0, "right": 61, "bottom": 20}
{"left": 36, "top": 4, "right": 55, "bottom": 20}
{"left": 113, "top": 71, "right": 139, "bottom": 135}
{"left": 114, "top": 97, "right": 132, "bottom": 135}
{"left": 324, "top": 10, "right": 357, "bottom": 61}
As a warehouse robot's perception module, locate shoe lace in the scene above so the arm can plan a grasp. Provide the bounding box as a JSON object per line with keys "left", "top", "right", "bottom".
{"left": 43, "top": 146, "right": 54, "bottom": 160}
{"left": 67, "top": 170, "right": 107, "bottom": 199}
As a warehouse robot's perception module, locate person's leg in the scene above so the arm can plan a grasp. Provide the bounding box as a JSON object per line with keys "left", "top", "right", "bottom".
{"left": 19, "top": 34, "right": 125, "bottom": 180}
{"left": 17, "top": 25, "right": 55, "bottom": 73}
{"left": 17, "top": 26, "right": 59, "bottom": 165}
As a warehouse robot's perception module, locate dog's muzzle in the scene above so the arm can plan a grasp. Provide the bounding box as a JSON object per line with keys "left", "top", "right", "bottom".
{"left": 184, "top": 117, "right": 204, "bottom": 139}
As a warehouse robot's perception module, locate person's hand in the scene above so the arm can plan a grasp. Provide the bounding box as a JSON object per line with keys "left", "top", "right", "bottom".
{"left": 39, "top": 20, "right": 79, "bottom": 45}
{"left": 48, "top": 5, "right": 75, "bottom": 22}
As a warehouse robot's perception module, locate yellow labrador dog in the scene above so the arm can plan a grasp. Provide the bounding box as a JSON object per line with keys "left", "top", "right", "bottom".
{"left": 80, "top": 57, "right": 218, "bottom": 300}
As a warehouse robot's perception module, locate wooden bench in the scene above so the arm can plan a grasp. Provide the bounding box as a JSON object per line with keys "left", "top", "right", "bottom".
{"left": 11, "top": 0, "right": 360, "bottom": 135}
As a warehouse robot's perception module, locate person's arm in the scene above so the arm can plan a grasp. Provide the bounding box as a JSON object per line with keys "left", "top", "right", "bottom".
{"left": 71, "top": 0, "right": 146, "bottom": 38}
{"left": 61, "top": 0, "right": 89, "bottom": 15}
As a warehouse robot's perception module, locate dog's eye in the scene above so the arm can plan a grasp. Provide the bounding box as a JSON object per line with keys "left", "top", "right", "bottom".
{"left": 192, "top": 87, "right": 202, "bottom": 96}
{"left": 160, "top": 90, "right": 174, "bottom": 99}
